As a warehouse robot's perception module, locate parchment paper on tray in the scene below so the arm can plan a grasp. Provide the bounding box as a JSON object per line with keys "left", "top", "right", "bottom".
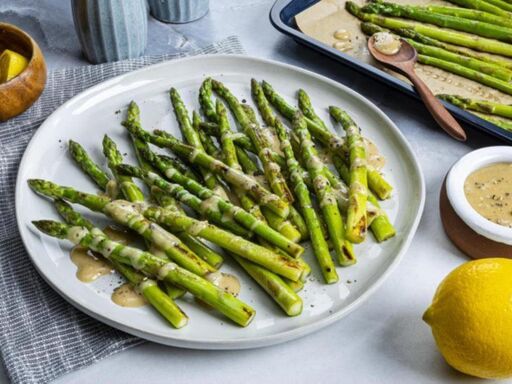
{"left": 295, "top": 0, "right": 512, "bottom": 105}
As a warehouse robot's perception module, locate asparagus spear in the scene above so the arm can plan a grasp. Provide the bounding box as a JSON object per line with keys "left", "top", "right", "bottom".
{"left": 124, "top": 114, "right": 290, "bottom": 219}
{"left": 474, "top": 112, "right": 512, "bottom": 131}
{"left": 362, "top": 1, "right": 512, "bottom": 43}
{"left": 261, "top": 80, "right": 393, "bottom": 200}
{"left": 200, "top": 122, "right": 258, "bottom": 154}
{"left": 211, "top": 80, "right": 293, "bottom": 203}
{"left": 28, "top": 179, "right": 216, "bottom": 276}
{"left": 118, "top": 160, "right": 304, "bottom": 259}
{"left": 170, "top": 88, "right": 224, "bottom": 196}
{"left": 200, "top": 121, "right": 221, "bottom": 132}
{"left": 245, "top": 86, "right": 309, "bottom": 240}
{"left": 33, "top": 220, "right": 255, "bottom": 327}
{"left": 411, "top": 40, "right": 512, "bottom": 82}
{"left": 102, "top": 135, "right": 146, "bottom": 202}
{"left": 446, "top": 0, "right": 512, "bottom": 16}
{"left": 125, "top": 102, "right": 201, "bottom": 183}
{"left": 292, "top": 112, "right": 356, "bottom": 266}
{"left": 346, "top": 2, "right": 512, "bottom": 57}
{"left": 241, "top": 103, "right": 294, "bottom": 201}
{"left": 68, "top": 140, "right": 111, "bottom": 191}
{"left": 360, "top": 22, "right": 512, "bottom": 71}
{"left": 53, "top": 199, "right": 188, "bottom": 328}
{"left": 235, "top": 146, "right": 261, "bottom": 176}
{"left": 482, "top": 0, "right": 512, "bottom": 13}
{"left": 329, "top": 107, "right": 368, "bottom": 243}
{"left": 232, "top": 253, "right": 303, "bottom": 315}
{"left": 297, "top": 90, "right": 329, "bottom": 131}
{"left": 331, "top": 155, "right": 396, "bottom": 242}
{"left": 418, "top": 54, "right": 512, "bottom": 95}
{"left": 424, "top": 5, "right": 512, "bottom": 27}
{"left": 193, "top": 111, "right": 222, "bottom": 160}
{"left": 438, "top": 94, "right": 512, "bottom": 119}
{"left": 215, "top": 99, "right": 266, "bottom": 215}
{"left": 273, "top": 119, "right": 338, "bottom": 283}
{"left": 199, "top": 78, "right": 218, "bottom": 123}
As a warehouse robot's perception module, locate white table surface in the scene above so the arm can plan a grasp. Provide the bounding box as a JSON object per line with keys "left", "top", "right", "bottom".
{"left": 1, "top": 0, "right": 506, "bottom": 383}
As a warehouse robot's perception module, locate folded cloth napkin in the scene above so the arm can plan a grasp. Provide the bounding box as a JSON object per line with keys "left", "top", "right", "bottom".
{"left": 0, "top": 36, "right": 244, "bottom": 384}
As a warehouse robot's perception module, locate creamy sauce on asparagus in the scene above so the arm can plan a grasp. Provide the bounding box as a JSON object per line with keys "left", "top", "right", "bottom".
{"left": 111, "top": 282, "right": 147, "bottom": 307}
{"left": 70, "top": 246, "right": 113, "bottom": 282}
{"left": 69, "top": 225, "right": 135, "bottom": 284}
{"left": 105, "top": 179, "right": 119, "bottom": 199}
{"left": 316, "top": 146, "right": 333, "bottom": 165}
{"left": 464, "top": 162, "right": 512, "bottom": 228}
{"left": 365, "top": 138, "right": 385, "bottom": 170}
{"left": 261, "top": 127, "right": 284, "bottom": 157}
{"left": 206, "top": 271, "right": 241, "bottom": 296}
{"left": 103, "top": 225, "right": 137, "bottom": 244}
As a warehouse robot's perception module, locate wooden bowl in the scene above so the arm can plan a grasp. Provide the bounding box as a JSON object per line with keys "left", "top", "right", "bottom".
{"left": 0, "top": 22, "right": 46, "bottom": 121}
{"left": 440, "top": 178, "right": 512, "bottom": 259}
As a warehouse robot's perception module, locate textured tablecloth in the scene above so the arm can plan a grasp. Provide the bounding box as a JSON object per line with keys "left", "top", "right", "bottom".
{"left": 0, "top": 35, "right": 244, "bottom": 384}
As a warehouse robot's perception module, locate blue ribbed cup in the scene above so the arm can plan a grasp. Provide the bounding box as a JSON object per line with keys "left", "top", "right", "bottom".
{"left": 148, "top": 0, "right": 209, "bottom": 23}
{"left": 71, "top": 0, "right": 148, "bottom": 64}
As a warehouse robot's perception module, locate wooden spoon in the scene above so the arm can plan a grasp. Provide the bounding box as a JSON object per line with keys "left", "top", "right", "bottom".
{"left": 368, "top": 36, "right": 466, "bottom": 141}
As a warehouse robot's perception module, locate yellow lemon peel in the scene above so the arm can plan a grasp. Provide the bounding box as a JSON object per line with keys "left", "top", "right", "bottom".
{"left": 424, "top": 258, "right": 512, "bottom": 379}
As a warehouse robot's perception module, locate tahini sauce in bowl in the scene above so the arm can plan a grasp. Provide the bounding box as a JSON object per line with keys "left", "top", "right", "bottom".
{"left": 464, "top": 163, "right": 512, "bottom": 228}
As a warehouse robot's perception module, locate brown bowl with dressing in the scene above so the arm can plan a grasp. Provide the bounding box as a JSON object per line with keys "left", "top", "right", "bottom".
{"left": 440, "top": 147, "right": 512, "bottom": 259}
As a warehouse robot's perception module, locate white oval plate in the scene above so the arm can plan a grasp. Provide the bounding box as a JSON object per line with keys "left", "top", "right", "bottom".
{"left": 16, "top": 55, "right": 425, "bottom": 349}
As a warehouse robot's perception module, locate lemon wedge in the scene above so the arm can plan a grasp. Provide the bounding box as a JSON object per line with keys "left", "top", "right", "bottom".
{"left": 0, "top": 49, "right": 29, "bottom": 83}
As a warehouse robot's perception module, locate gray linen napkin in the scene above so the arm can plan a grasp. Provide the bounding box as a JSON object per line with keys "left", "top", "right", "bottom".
{"left": 0, "top": 36, "right": 244, "bottom": 384}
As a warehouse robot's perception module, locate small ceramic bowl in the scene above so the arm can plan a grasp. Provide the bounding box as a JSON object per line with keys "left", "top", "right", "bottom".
{"left": 0, "top": 22, "right": 46, "bottom": 121}
{"left": 446, "top": 146, "right": 512, "bottom": 245}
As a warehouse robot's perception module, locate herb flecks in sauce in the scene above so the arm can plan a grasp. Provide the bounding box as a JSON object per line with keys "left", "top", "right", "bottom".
{"left": 206, "top": 271, "right": 241, "bottom": 297}
{"left": 111, "top": 283, "right": 147, "bottom": 307}
{"left": 464, "top": 162, "right": 512, "bottom": 228}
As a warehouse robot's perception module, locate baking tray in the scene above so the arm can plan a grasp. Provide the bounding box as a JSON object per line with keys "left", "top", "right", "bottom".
{"left": 269, "top": 0, "right": 512, "bottom": 143}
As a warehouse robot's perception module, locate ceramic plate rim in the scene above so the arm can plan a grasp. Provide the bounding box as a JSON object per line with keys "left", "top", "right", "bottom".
{"left": 15, "top": 54, "right": 425, "bottom": 349}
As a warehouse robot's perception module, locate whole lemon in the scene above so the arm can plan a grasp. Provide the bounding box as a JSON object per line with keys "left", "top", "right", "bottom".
{"left": 423, "top": 258, "right": 512, "bottom": 379}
